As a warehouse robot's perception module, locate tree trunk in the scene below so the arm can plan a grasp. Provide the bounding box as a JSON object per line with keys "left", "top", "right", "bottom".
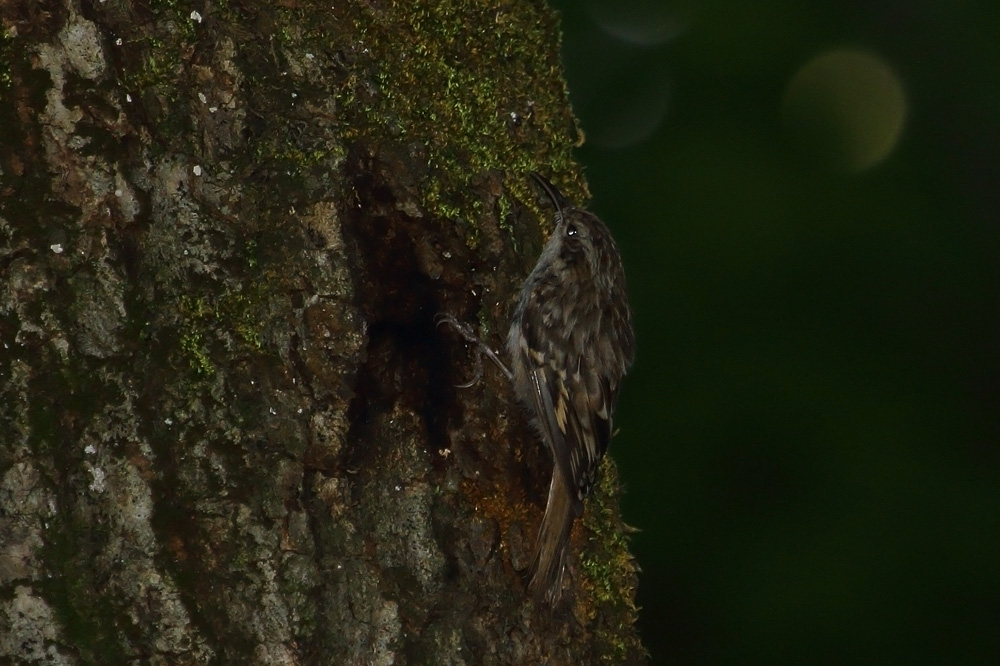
{"left": 0, "top": 0, "right": 645, "bottom": 663}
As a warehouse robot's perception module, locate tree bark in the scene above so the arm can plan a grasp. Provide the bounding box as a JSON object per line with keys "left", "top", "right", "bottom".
{"left": 0, "top": 0, "right": 645, "bottom": 663}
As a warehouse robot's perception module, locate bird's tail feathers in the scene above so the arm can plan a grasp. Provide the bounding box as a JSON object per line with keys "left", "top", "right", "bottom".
{"left": 528, "top": 470, "right": 577, "bottom": 605}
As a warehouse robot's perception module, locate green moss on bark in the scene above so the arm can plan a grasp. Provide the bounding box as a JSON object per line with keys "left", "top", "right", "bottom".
{"left": 581, "top": 460, "right": 648, "bottom": 664}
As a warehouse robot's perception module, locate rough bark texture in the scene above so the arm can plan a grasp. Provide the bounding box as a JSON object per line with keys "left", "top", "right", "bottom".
{"left": 0, "top": 0, "right": 645, "bottom": 664}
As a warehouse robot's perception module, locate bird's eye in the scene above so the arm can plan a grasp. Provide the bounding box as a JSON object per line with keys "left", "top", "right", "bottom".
{"left": 566, "top": 223, "right": 578, "bottom": 237}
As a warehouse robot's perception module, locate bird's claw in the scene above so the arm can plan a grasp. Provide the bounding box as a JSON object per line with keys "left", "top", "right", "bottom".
{"left": 435, "top": 311, "right": 513, "bottom": 383}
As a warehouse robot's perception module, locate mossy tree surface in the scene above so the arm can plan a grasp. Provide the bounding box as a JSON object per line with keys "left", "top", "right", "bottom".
{"left": 0, "top": 1, "right": 645, "bottom": 664}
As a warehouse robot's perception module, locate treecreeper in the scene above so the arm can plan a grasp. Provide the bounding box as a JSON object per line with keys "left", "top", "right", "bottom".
{"left": 439, "top": 173, "right": 635, "bottom": 605}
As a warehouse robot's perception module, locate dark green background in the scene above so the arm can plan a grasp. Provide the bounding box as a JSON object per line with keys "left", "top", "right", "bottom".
{"left": 549, "top": 1, "right": 1000, "bottom": 663}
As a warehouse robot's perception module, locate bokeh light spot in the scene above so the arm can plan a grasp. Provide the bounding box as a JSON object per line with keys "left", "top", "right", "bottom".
{"left": 782, "top": 49, "right": 907, "bottom": 172}
{"left": 587, "top": 0, "right": 685, "bottom": 47}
